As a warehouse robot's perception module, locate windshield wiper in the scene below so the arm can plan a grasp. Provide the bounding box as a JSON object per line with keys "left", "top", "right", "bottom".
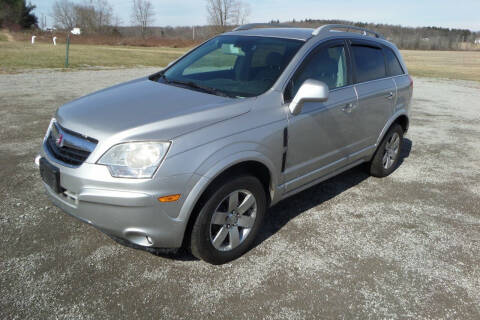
{"left": 161, "top": 75, "right": 231, "bottom": 98}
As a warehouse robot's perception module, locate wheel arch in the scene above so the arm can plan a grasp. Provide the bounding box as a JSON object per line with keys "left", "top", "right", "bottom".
{"left": 376, "top": 111, "right": 410, "bottom": 147}
{"left": 178, "top": 156, "right": 276, "bottom": 248}
{"left": 394, "top": 114, "right": 409, "bottom": 133}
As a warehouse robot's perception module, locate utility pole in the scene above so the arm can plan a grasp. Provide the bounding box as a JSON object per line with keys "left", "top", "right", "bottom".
{"left": 65, "top": 34, "right": 70, "bottom": 68}
{"left": 192, "top": 26, "right": 195, "bottom": 41}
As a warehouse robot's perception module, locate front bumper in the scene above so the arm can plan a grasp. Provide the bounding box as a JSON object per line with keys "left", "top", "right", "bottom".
{"left": 37, "top": 153, "right": 200, "bottom": 249}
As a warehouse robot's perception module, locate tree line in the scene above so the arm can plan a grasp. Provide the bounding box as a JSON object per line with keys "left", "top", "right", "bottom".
{"left": 291, "top": 19, "right": 479, "bottom": 50}
{"left": 50, "top": 0, "right": 156, "bottom": 38}
{"left": 51, "top": 0, "right": 117, "bottom": 34}
{"left": 2, "top": 0, "right": 478, "bottom": 50}
{"left": 49, "top": 0, "right": 248, "bottom": 37}
{"left": 0, "top": 0, "right": 37, "bottom": 29}
{"left": 121, "top": 19, "right": 479, "bottom": 51}
{"left": 48, "top": 0, "right": 480, "bottom": 51}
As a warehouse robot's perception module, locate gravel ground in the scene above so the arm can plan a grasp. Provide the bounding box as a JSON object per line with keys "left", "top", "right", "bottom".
{"left": 1, "top": 68, "right": 479, "bottom": 319}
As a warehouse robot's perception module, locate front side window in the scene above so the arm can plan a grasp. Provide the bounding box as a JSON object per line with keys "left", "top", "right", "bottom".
{"left": 385, "top": 48, "right": 404, "bottom": 76}
{"left": 285, "top": 44, "right": 348, "bottom": 101}
{"left": 351, "top": 45, "right": 386, "bottom": 83}
{"left": 161, "top": 35, "right": 304, "bottom": 98}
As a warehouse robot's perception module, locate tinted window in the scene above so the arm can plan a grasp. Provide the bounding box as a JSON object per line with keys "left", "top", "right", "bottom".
{"left": 251, "top": 43, "right": 287, "bottom": 68}
{"left": 163, "top": 35, "right": 303, "bottom": 98}
{"left": 183, "top": 45, "right": 239, "bottom": 75}
{"left": 286, "top": 44, "right": 348, "bottom": 101}
{"left": 352, "top": 45, "right": 386, "bottom": 83}
{"left": 385, "top": 48, "right": 404, "bottom": 76}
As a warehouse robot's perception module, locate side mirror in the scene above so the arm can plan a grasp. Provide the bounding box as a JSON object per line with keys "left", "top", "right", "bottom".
{"left": 289, "top": 79, "right": 329, "bottom": 115}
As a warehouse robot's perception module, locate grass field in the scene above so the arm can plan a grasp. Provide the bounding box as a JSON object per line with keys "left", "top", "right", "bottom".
{"left": 0, "top": 42, "right": 185, "bottom": 70}
{"left": 1, "top": 41, "right": 480, "bottom": 81}
{"left": 401, "top": 50, "right": 480, "bottom": 82}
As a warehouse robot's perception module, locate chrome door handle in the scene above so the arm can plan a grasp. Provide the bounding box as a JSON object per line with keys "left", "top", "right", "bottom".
{"left": 385, "top": 92, "right": 394, "bottom": 100}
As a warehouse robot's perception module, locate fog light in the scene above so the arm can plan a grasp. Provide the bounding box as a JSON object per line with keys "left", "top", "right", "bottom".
{"left": 158, "top": 194, "right": 181, "bottom": 202}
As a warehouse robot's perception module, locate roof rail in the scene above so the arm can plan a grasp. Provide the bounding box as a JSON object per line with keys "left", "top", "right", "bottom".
{"left": 233, "top": 23, "right": 293, "bottom": 32}
{"left": 312, "top": 24, "right": 384, "bottom": 39}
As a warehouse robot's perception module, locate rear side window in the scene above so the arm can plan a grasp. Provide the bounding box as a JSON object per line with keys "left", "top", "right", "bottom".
{"left": 351, "top": 45, "right": 386, "bottom": 83}
{"left": 385, "top": 48, "right": 404, "bottom": 76}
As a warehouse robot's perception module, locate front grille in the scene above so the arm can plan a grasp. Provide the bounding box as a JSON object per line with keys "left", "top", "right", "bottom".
{"left": 44, "top": 122, "right": 97, "bottom": 167}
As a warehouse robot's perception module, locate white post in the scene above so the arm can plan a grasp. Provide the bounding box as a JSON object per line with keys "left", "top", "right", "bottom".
{"left": 31, "top": 35, "right": 36, "bottom": 44}
{"left": 53, "top": 36, "right": 57, "bottom": 46}
{"left": 193, "top": 26, "right": 195, "bottom": 41}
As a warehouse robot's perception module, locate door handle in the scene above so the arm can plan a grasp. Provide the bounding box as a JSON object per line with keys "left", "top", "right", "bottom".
{"left": 342, "top": 103, "right": 355, "bottom": 113}
{"left": 385, "top": 92, "right": 394, "bottom": 100}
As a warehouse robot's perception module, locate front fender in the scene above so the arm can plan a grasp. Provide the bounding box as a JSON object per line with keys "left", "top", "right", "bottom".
{"left": 196, "top": 142, "right": 277, "bottom": 177}
{"left": 201, "top": 151, "right": 278, "bottom": 187}
{"left": 174, "top": 147, "right": 280, "bottom": 245}
{"left": 177, "top": 144, "right": 279, "bottom": 222}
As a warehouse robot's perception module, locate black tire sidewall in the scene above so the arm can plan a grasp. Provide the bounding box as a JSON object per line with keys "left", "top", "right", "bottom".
{"left": 190, "top": 175, "right": 267, "bottom": 264}
{"left": 370, "top": 124, "right": 404, "bottom": 177}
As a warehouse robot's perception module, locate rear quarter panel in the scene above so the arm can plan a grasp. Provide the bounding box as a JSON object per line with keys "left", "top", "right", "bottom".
{"left": 393, "top": 75, "right": 413, "bottom": 116}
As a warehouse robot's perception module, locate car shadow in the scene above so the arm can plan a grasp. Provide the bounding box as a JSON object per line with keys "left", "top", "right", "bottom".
{"left": 253, "top": 137, "right": 412, "bottom": 250}
{"left": 397, "top": 137, "right": 412, "bottom": 167}
{"left": 252, "top": 166, "right": 370, "bottom": 250}
{"left": 147, "top": 138, "right": 412, "bottom": 262}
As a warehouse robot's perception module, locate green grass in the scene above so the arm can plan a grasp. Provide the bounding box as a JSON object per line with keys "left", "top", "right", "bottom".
{"left": 0, "top": 42, "right": 186, "bottom": 71}
{"left": 0, "top": 33, "right": 7, "bottom": 42}
{"left": 1, "top": 41, "right": 480, "bottom": 82}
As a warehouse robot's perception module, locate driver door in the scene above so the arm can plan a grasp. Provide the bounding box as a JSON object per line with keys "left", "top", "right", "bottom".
{"left": 283, "top": 40, "right": 358, "bottom": 192}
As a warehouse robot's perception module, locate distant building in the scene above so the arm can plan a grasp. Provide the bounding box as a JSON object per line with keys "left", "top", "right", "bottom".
{"left": 475, "top": 38, "right": 480, "bottom": 44}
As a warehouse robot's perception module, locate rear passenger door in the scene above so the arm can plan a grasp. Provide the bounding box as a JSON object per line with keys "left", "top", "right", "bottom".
{"left": 384, "top": 47, "right": 412, "bottom": 114}
{"left": 349, "top": 40, "right": 396, "bottom": 155}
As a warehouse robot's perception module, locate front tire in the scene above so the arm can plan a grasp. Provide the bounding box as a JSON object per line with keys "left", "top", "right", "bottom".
{"left": 369, "top": 124, "right": 404, "bottom": 177}
{"left": 190, "top": 175, "right": 267, "bottom": 264}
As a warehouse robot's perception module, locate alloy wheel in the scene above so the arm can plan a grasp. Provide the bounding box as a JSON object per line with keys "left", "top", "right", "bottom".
{"left": 382, "top": 132, "right": 400, "bottom": 169}
{"left": 209, "top": 189, "right": 257, "bottom": 251}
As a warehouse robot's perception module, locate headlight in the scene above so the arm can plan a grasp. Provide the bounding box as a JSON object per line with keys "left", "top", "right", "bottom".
{"left": 98, "top": 142, "right": 170, "bottom": 178}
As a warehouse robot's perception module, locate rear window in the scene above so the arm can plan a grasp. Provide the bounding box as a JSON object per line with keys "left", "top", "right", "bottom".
{"left": 385, "top": 48, "right": 404, "bottom": 76}
{"left": 352, "top": 45, "right": 386, "bottom": 83}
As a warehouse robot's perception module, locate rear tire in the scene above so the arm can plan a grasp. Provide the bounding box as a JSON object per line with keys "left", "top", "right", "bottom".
{"left": 190, "top": 175, "right": 266, "bottom": 265}
{"left": 369, "top": 124, "right": 404, "bottom": 177}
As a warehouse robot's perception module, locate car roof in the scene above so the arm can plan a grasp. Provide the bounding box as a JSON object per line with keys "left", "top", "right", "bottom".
{"left": 225, "top": 28, "right": 315, "bottom": 41}
{"left": 225, "top": 25, "right": 399, "bottom": 53}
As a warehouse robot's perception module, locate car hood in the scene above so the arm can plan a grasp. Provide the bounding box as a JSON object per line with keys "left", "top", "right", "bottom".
{"left": 55, "top": 77, "right": 250, "bottom": 142}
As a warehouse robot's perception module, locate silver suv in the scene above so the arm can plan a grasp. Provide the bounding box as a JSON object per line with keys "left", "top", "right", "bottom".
{"left": 37, "top": 24, "right": 412, "bottom": 264}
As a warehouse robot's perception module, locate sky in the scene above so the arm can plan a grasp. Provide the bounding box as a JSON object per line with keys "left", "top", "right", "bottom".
{"left": 32, "top": 0, "right": 480, "bottom": 31}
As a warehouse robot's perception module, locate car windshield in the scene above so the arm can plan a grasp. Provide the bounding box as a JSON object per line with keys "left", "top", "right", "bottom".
{"left": 160, "top": 35, "right": 304, "bottom": 98}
